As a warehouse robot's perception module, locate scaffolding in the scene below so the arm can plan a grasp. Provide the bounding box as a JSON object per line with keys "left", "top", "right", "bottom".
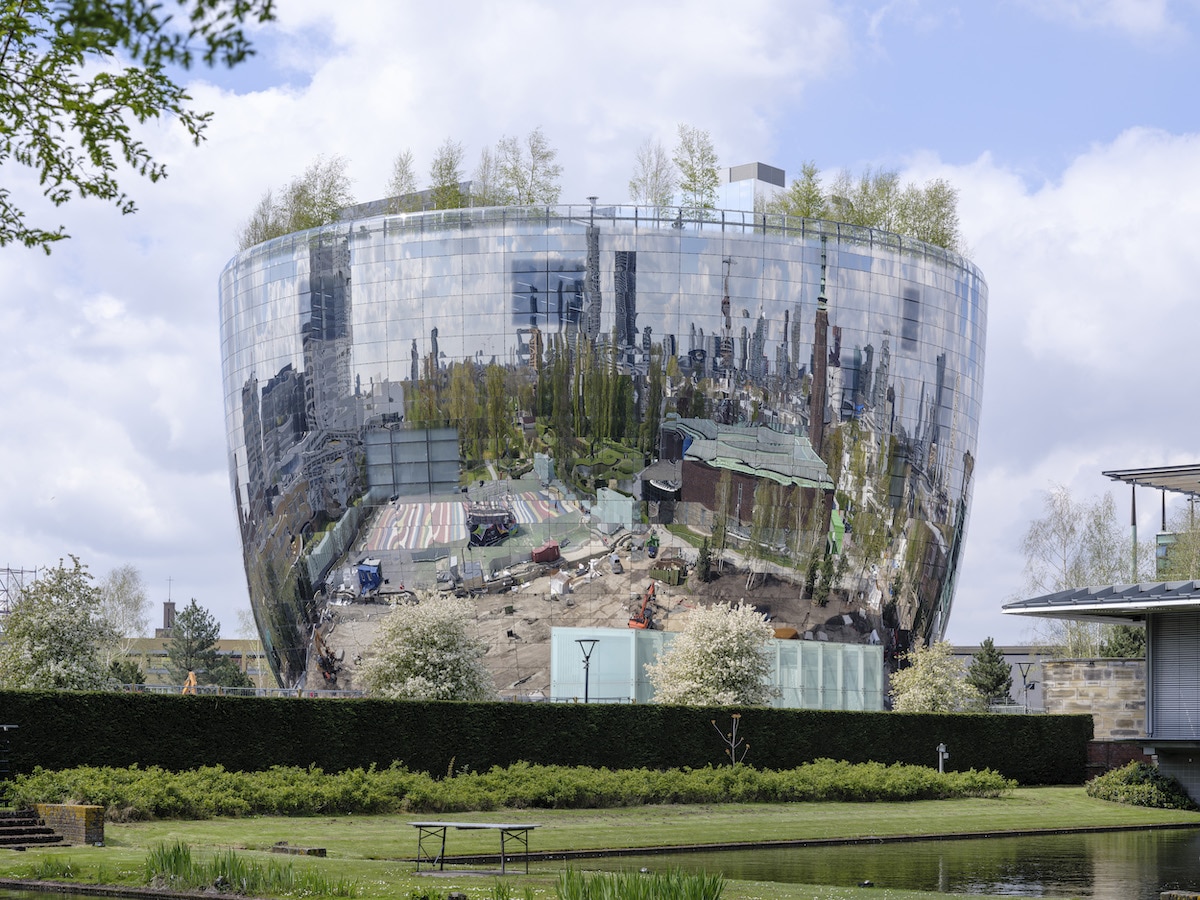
{"left": 0, "top": 567, "right": 39, "bottom": 616}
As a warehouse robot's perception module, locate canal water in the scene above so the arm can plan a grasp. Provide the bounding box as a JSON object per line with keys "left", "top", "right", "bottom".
{"left": 537, "top": 827, "right": 1200, "bottom": 898}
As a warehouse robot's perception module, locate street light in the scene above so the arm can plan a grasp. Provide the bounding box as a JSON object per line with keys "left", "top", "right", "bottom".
{"left": 575, "top": 639, "right": 598, "bottom": 703}
{"left": 1018, "top": 661, "right": 1036, "bottom": 712}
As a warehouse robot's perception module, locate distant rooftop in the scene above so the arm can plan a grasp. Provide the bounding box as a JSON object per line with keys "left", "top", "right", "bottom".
{"left": 1104, "top": 464, "right": 1200, "bottom": 499}
{"left": 1003, "top": 580, "right": 1200, "bottom": 623}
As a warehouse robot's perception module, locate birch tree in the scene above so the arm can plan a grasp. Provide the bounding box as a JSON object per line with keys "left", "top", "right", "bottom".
{"left": 629, "top": 137, "right": 677, "bottom": 215}
{"left": 495, "top": 127, "right": 562, "bottom": 205}
{"left": 673, "top": 124, "right": 719, "bottom": 218}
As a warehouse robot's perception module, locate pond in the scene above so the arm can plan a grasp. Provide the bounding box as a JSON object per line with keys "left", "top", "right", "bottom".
{"left": 535, "top": 827, "right": 1200, "bottom": 899}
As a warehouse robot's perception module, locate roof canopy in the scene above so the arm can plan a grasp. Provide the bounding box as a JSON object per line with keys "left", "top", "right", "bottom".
{"left": 1003, "top": 580, "right": 1200, "bottom": 624}
{"left": 1104, "top": 464, "right": 1200, "bottom": 498}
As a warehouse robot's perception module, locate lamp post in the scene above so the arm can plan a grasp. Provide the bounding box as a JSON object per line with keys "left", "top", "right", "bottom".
{"left": 1018, "top": 661, "right": 1035, "bottom": 712}
{"left": 576, "top": 638, "right": 598, "bottom": 703}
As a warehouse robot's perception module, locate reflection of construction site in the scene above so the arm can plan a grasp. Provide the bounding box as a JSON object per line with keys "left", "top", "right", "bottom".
{"left": 304, "top": 508, "right": 876, "bottom": 700}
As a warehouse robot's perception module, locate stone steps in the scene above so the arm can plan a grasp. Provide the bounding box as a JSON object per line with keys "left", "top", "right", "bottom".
{"left": 0, "top": 810, "right": 65, "bottom": 849}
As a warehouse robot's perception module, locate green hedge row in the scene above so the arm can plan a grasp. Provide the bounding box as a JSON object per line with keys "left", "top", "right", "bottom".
{"left": 11, "top": 760, "right": 1015, "bottom": 819}
{"left": 0, "top": 691, "right": 1092, "bottom": 785}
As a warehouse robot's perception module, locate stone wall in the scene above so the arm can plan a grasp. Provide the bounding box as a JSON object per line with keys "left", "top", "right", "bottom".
{"left": 34, "top": 804, "right": 104, "bottom": 845}
{"left": 1042, "top": 659, "right": 1145, "bottom": 739}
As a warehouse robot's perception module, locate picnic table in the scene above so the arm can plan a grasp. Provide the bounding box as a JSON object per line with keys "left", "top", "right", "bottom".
{"left": 409, "top": 821, "right": 540, "bottom": 874}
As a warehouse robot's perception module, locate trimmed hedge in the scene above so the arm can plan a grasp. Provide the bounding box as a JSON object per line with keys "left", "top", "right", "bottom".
{"left": 0, "top": 691, "right": 1092, "bottom": 785}
{"left": 10, "top": 760, "right": 1016, "bottom": 819}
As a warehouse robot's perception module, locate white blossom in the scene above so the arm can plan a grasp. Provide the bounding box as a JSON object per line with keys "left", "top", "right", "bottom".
{"left": 360, "top": 595, "right": 495, "bottom": 701}
{"left": 889, "top": 641, "right": 985, "bottom": 713}
{"left": 646, "top": 601, "right": 777, "bottom": 706}
{"left": 0, "top": 556, "right": 117, "bottom": 690}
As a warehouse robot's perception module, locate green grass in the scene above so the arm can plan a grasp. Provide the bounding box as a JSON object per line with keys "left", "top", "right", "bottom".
{"left": 0, "top": 788, "right": 1195, "bottom": 900}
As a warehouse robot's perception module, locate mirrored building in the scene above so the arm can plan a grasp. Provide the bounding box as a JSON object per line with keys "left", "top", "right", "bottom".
{"left": 220, "top": 205, "right": 987, "bottom": 686}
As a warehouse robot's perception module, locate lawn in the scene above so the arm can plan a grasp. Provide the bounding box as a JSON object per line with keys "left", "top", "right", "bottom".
{"left": 0, "top": 788, "right": 1196, "bottom": 900}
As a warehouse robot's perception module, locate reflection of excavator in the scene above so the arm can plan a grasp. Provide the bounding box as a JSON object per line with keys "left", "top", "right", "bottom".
{"left": 313, "top": 627, "right": 341, "bottom": 684}
{"left": 628, "top": 582, "right": 658, "bottom": 630}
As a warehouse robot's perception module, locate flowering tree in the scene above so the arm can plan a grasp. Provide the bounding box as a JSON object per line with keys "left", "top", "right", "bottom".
{"left": 646, "top": 601, "right": 777, "bottom": 706}
{"left": 889, "top": 641, "right": 984, "bottom": 713}
{"left": 361, "top": 595, "right": 495, "bottom": 701}
{"left": 0, "top": 556, "right": 117, "bottom": 690}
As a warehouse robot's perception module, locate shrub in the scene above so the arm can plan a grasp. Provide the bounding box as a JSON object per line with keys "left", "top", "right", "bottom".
{"left": 1086, "top": 762, "right": 1199, "bottom": 811}
{"left": 10, "top": 760, "right": 1014, "bottom": 820}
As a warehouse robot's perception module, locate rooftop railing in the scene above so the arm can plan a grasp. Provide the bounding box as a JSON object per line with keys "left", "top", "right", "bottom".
{"left": 232, "top": 204, "right": 983, "bottom": 282}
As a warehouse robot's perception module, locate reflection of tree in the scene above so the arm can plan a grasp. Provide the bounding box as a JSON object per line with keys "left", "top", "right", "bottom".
{"left": 485, "top": 363, "right": 508, "bottom": 460}
{"left": 640, "top": 345, "right": 665, "bottom": 455}
{"left": 447, "top": 361, "right": 482, "bottom": 464}
{"left": 1153, "top": 506, "right": 1200, "bottom": 580}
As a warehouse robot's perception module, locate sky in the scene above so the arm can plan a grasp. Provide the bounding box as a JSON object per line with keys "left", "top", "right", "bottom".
{"left": 4, "top": 0, "right": 1200, "bottom": 648}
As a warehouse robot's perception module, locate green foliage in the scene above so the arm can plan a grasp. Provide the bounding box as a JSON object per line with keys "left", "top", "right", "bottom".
{"left": 238, "top": 155, "right": 354, "bottom": 248}
{"left": 966, "top": 638, "right": 1013, "bottom": 704}
{"left": 0, "top": 690, "right": 1093, "bottom": 786}
{"left": 109, "top": 658, "right": 145, "bottom": 686}
{"left": 12, "top": 760, "right": 1014, "bottom": 820}
{"left": 1086, "top": 762, "right": 1199, "bottom": 811}
{"left": 166, "top": 599, "right": 226, "bottom": 684}
{"left": 2, "top": 0, "right": 274, "bottom": 251}
{"left": 145, "top": 839, "right": 358, "bottom": 896}
{"left": 766, "top": 164, "right": 961, "bottom": 252}
{"left": 557, "top": 867, "right": 724, "bottom": 900}
{"left": 697, "top": 538, "right": 713, "bottom": 584}
{"left": 429, "top": 138, "right": 466, "bottom": 210}
{"left": 1098, "top": 624, "right": 1145, "bottom": 658}
{"left": 673, "top": 124, "right": 719, "bottom": 217}
{"left": 494, "top": 127, "right": 562, "bottom": 205}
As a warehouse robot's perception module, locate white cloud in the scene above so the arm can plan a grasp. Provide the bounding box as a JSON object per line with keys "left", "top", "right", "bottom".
{"left": 3, "top": 0, "right": 1198, "bottom": 654}
{"left": 1017, "top": 0, "right": 1184, "bottom": 40}
{"left": 935, "top": 128, "right": 1200, "bottom": 644}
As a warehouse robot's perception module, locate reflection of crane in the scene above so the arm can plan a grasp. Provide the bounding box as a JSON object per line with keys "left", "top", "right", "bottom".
{"left": 628, "top": 583, "right": 658, "bottom": 629}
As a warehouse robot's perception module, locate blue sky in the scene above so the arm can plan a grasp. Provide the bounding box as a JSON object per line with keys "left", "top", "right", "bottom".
{"left": 4, "top": 0, "right": 1200, "bottom": 649}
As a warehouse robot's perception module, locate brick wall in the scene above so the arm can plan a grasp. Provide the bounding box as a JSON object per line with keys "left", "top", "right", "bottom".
{"left": 1042, "top": 659, "right": 1146, "bottom": 740}
{"left": 35, "top": 804, "right": 104, "bottom": 845}
{"left": 1086, "top": 740, "right": 1149, "bottom": 779}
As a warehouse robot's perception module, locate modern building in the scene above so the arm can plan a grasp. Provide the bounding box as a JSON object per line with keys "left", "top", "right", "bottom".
{"left": 1004, "top": 463, "right": 1200, "bottom": 801}
{"left": 219, "top": 200, "right": 987, "bottom": 687}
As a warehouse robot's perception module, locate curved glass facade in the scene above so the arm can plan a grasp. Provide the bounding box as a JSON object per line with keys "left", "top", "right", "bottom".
{"left": 220, "top": 206, "right": 987, "bottom": 686}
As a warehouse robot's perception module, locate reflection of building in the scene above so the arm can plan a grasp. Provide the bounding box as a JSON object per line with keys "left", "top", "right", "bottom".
{"left": 220, "top": 204, "right": 987, "bottom": 687}
{"left": 551, "top": 626, "right": 884, "bottom": 708}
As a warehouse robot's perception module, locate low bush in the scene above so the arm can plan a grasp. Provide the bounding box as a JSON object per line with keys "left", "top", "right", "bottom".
{"left": 1086, "top": 762, "right": 1199, "bottom": 811}
{"left": 9, "top": 760, "right": 1014, "bottom": 821}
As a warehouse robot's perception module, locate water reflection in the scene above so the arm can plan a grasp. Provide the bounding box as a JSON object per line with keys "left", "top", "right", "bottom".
{"left": 542, "top": 828, "right": 1200, "bottom": 899}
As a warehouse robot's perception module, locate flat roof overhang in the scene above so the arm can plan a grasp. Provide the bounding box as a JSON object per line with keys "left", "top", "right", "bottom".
{"left": 1104, "top": 464, "right": 1200, "bottom": 498}
{"left": 1003, "top": 580, "right": 1200, "bottom": 624}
